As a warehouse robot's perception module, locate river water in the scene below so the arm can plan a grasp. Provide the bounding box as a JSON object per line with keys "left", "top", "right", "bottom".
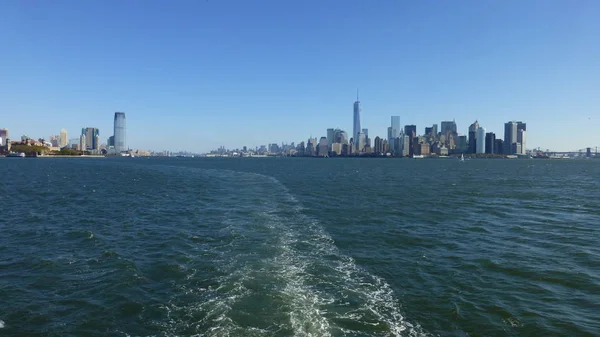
{"left": 1, "top": 157, "right": 598, "bottom": 336}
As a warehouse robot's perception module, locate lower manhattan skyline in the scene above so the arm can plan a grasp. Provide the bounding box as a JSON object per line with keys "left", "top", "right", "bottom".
{"left": 1, "top": 1, "right": 599, "bottom": 152}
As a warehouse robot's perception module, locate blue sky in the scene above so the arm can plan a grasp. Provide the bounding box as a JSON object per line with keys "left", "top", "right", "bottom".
{"left": 1, "top": 0, "right": 599, "bottom": 152}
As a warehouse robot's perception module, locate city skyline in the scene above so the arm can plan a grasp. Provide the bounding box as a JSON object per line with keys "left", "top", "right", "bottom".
{"left": 1, "top": 1, "right": 599, "bottom": 152}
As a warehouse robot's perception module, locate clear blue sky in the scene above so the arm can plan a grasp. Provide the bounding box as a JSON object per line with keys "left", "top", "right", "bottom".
{"left": 1, "top": 0, "right": 599, "bottom": 152}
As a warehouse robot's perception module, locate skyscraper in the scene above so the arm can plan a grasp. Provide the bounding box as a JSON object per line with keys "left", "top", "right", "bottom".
{"left": 59, "top": 129, "right": 68, "bottom": 148}
{"left": 517, "top": 122, "right": 526, "bottom": 154}
{"left": 327, "top": 128, "right": 335, "bottom": 151}
{"left": 485, "top": 132, "right": 496, "bottom": 154}
{"left": 82, "top": 127, "right": 100, "bottom": 150}
{"left": 353, "top": 91, "right": 361, "bottom": 150}
{"left": 517, "top": 129, "right": 526, "bottom": 154}
{"left": 468, "top": 120, "right": 479, "bottom": 154}
{"left": 504, "top": 121, "right": 518, "bottom": 154}
{"left": 0, "top": 128, "right": 8, "bottom": 146}
{"left": 390, "top": 116, "right": 400, "bottom": 137}
{"left": 114, "top": 112, "right": 126, "bottom": 153}
{"left": 476, "top": 127, "right": 486, "bottom": 154}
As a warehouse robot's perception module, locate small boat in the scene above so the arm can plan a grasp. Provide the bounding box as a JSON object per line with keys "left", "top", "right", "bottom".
{"left": 460, "top": 154, "right": 465, "bottom": 162}
{"left": 412, "top": 155, "right": 424, "bottom": 159}
{"left": 6, "top": 152, "right": 26, "bottom": 158}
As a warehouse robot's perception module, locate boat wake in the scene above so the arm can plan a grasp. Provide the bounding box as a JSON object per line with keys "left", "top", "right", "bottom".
{"left": 135, "top": 166, "right": 427, "bottom": 336}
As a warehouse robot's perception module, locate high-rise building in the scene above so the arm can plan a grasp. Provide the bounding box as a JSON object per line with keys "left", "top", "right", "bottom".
{"left": 504, "top": 121, "right": 518, "bottom": 154}
{"left": 456, "top": 135, "right": 468, "bottom": 153}
{"left": 353, "top": 91, "right": 361, "bottom": 150}
{"left": 374, "top": 136, "right": 383, "bottom": 154}
{"left": 468, "top": 120, "right": 479, "bottom": 154}
{"left": 362, "top": 128, "right": 369, "bottom": 147}
{"left": 59, "top": 129, "right": 68, "bottom": 148}
{"left": 79, "top": 134, "right": 86, "bottom": 151}
{"left": 388, "top": 116, "right": 401, "bottom": 152}
{"left": 114, "top": 112, "right": 126, "bottom": 153}
{"left": 517, "top": 129, "right": 526, "bottom": 154}
{"left": 495, "top": 139, "right": 504, "bottom": 155}
{"left": 357, "top": 132, "right": 366, "bottom": 153}
{"left": 334, "top": 129, "right": 348, "bottom": 144}
{"left": 0, "top": 129, "right": 8, "bottom": 146}
{"left": 485, "top": 132, "right": 496, "bottom": 154}
{"left": 476, "top": 127, "right": 486, "bottom": 154}
{"left": 317, "top": 137, "right": 328, "bottom": 157}
{"left": 82, "top": 127, "right": 100, "bottom": 150}
{"left": 326, "top": 128, "right": 335, "bottom": 151}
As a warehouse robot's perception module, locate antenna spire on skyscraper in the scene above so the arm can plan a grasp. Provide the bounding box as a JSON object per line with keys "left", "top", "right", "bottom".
{"left": 357, "top": 88, "right": 359, "bottom": 101}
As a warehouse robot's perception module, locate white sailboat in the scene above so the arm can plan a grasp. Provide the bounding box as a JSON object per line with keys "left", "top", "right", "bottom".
{"left": 460, "top": 154, "right": 465, "bottom": 162}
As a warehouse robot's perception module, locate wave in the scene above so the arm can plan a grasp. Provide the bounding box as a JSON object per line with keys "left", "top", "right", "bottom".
{"left": 175, "top": 170, "right": 426, "bottom": 336}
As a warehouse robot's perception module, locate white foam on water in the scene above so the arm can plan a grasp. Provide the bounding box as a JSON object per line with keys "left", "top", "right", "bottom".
{"left": 140, "top": 167, "right": 427, "bottom": 336}
{"left": 0, "top": 320, "right": 4, "bottom": 328}
{"left": 253, "top": 174, "right": 427, "bottom": 336}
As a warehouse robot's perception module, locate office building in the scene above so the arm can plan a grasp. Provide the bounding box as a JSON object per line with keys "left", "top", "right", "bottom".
{"left": 441, "top": 121, "right": 457, "bottom": 136}
{"left": 388, "top": 116, "right": 401, "bottom": 151}
{"left": 82, "top": 127, "right": 100, "bottom": 150}
{"left": 468, "top": 120, "right": 479, "bottom": 154}
{"left": 317, "top": 137, "right": 328, "bottom": 157}
{"left": 362, "top": 128, "right": 369, "bottom": 147}
{"left": 60, "top": 129, "right": 68, "bottom": 148}
{"left": 517, "top": 129, "right": 526, "bottom": 154}
{"left": 114, "top": 112, "right": 126, "bottom": 153}
{"left": 476, "top": 127, "right": 486, "bottom": 154}
{"left": 504, "top": 121, "right": 518, "bottom": 154}
{"left": 485, "top": 132, "right": 496, "bottom": 154}
{"left": 357, "top": 131, "right": 366, "bottom": 153}
{"left": 326, "top": 128, "right": 335, "bottom": 151}
{"left": 512, "top": 142, "right": 522, "bottom": 155}
{"left": 495, "top": 139, "right": 504, "bottom": 155}
{"left": 456, "top": 135, "right": 468, "bottom": 153}
{"left": 353, "top": 91, "right": 361, "bottom": 150}
{"left": 0, "top": 129, "right": 8, "bottom": 146}
{"left": 79, "top": 134, "right": 86, "bottom": 151}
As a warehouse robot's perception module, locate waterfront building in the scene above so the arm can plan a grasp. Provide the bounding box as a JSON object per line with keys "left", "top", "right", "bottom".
{"left": 353, "top": 91, "right": 361, "bottom": 150}
{"left": 512, "top": 142, "right": 522, "bottom": 155}
{"left": 404, "top": 125, "right": 416, "bottom": 157}
{"left": 82, "top": 127, "right": 100, "bottom": 150}
{"left": 495, "top": 139, "right": 504, "bottom": 155}
{"left": 382, "top": 139, "right": 389, "bottom": 154}
{"left": 374, "top": 136, "right": 383, "bottom": 154}
{"left": 327, "top": 128, "right": 335, "bottom": 151}
{"left": 401, "top": 135, "right": 410, "bottom": 157}
{"left": 504, "top": 121, "right": 518, "bottom": 154}
{"left": 317, "top": 137, "right": 328, "bottom": 157}
{"left": 476, "top": 127, "right": 486, "bottom": 154}
{"left": 389, "top": 116, "right": 401, "bottom": 151}
{"left": 362, "top": 128, "right": 369, "bottom": 147}
{"left": 357, "top": 132, "right": 366, "bottom": 153}
{"left": 517, "top": 129, "right": 526, "bottom": 154}
{"left": 114, "top": 112, "right": 126, "bottom": 153}
{"left": 456, "top": 135, "right": 468, "bottom": 153}
{"left": 485, "top": 132, "right": 496, "bottom": 154}
{"left": 334, "top": 129, "right": 348, "bottom": 144}
{"left": 0, "top": 128, "right": 8, "bottom": 146}
{"left": 79, "top": 134, "right": 86, "bottom": 151}
{"left": 331, "top": 142, "right": 342, "bottom": 156}
{"left": 60, "top": 129, "right": 68, "bottom": 148}
{"left": 468, "top": 120, "right": 479, "bottom": 154}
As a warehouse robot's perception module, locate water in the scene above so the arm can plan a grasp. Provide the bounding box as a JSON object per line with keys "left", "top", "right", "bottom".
{"left": 1, "top": 157, "right": 599, "bottom": 336}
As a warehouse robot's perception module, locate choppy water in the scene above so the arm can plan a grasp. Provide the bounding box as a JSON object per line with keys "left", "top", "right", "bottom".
{"left": 1, "top": 157, "right": 599, "bottom": 336}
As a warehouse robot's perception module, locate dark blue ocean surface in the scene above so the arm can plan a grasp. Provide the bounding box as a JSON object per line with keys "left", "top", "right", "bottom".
{"left": 1, "top": 157, "right": 599, "bottom": 336}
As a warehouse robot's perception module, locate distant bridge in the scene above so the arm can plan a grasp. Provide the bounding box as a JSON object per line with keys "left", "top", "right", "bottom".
{"left": 542, "top": 146, "right": 599, "bottom": 157}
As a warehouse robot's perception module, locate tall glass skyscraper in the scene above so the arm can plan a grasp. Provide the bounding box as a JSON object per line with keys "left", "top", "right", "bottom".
{"left": 353, "top": 91, "right": 361, "bottom": 150}
{"left": 114, "top": 112, "right": 126, "bottom": 153}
